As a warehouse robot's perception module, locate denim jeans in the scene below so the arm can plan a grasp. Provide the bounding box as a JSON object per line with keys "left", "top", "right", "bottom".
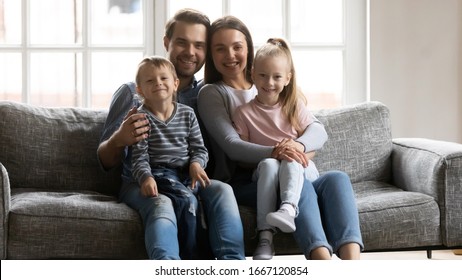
{"left": 119, "top": 177, "right": 245, "bottom": 260}
{"left": 232, "top": 169, "right": 363, "bottom": 259}
{"left": 252, "top": 158, "right": 321, "bottom": 231}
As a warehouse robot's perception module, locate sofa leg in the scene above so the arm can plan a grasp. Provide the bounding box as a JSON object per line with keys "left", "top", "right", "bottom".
{"left": 426, "top": 250, "right": 432, "bottom": 259}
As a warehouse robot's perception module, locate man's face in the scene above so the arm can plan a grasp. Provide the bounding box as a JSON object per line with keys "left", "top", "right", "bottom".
{"left": 164, "top": 21, "right": 207, "bottom": 81}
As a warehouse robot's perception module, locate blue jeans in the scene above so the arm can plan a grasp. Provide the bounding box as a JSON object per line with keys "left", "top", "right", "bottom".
{"left": 232, "top": 169, "right": 363, "bottom": 259}
{"left": 119, "top": 178, "right": 245, "bottom": 260}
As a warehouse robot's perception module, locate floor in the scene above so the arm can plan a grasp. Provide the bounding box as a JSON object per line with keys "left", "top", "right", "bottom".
{"left": 251, "top": 249, "right": 462, "bottom": 260}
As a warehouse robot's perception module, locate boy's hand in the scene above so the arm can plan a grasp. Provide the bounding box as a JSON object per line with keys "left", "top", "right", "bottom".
{"left": 189, "top": 162, "right": 211, "bottom": 188}
{"left": 141, "top": 177, "right": 158, "bottom": 197}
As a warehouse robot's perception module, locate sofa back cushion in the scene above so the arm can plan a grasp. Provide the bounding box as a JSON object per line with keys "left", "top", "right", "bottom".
{"left": 0, "top": 101, "right": 120, "bottom": 195}
{"left": 314, "top": 101, "right": 392, "bottom": 183}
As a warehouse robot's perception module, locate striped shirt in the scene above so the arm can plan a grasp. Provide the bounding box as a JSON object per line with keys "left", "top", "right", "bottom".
{"left": 131, "top": 102, "right": 208, "bottom": 185}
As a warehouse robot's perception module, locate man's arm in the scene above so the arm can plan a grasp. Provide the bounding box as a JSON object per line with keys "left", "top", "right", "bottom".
{"left": 97, "top": 83, "right": 149, "bottom": 170}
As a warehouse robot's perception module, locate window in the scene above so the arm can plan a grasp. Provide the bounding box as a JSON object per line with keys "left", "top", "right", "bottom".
{"left": 164, "top": 0, "right": 367, "bottom": 110}
{"left": 0, "top": 0, "right": 366, "bottom": 110}
{"left": 0, "top": 0, "right": 149, "bottom": 108}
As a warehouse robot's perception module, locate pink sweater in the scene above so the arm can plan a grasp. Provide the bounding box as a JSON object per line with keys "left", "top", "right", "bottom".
{"left": 233, "top": 98, "right": 316, "bottom": 146}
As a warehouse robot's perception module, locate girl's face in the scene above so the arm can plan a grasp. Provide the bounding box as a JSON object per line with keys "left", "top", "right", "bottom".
{"left": 136, "top": 64, "right": 179, "bottom": 107}
{"left": 210, "top": 28, "right": 248, "bottom": 81}
{"left": 252, "top": 54, "right": 292, "bottom": 102}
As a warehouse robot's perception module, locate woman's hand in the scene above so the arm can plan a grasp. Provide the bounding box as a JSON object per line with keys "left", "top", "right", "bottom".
{"left": 189, "top": 162, "right": 211, "bottom": 188}
{"left": 272, "top": 138, "right": 309, "bottom": 167}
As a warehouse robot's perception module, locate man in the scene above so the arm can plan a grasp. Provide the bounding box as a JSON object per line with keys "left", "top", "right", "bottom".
{"left": 97, "top": 8, "right": 245, "bottom": 260}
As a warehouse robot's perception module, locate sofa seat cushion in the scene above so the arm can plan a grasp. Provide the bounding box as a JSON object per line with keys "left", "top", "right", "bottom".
{"left": 8, "top": 189, "right": 146, "bottom": 259}
{"left": 354, "top": 181, "right": 442, "bottom": 251}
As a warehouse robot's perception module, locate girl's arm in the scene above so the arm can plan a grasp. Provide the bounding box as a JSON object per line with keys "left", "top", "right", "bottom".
{"left": 296, "top": 121, "right": 328, "bottom": 152}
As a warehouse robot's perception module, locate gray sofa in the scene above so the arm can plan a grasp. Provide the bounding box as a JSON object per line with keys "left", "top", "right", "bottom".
{"left": 1, "top": 100, "right": 461, "bottom": 259}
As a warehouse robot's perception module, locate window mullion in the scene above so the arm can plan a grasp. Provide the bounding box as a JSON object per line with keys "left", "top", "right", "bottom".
{"left": 22, "top": 0, "right": 29, "bottom": 103}
{"left": 82, "top": 0, "right": 90, "bottom": 107}
{"left": 153, "top": 0, "right": 167, "bottom": 55}
{"left": 283, "top": 0, "right": 290, "bottom": 41}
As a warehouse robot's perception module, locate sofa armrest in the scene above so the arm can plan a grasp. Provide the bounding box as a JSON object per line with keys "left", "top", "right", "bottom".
{"left": 392, "top": 138, "right": 462, "bottom": 247}
{"left": 0, "top": 162, "right": 11, "bottom": 259}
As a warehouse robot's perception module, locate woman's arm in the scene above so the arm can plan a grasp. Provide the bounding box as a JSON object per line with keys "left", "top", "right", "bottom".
{"left": 198, "top": 84, "right": 272, "bottom": 164}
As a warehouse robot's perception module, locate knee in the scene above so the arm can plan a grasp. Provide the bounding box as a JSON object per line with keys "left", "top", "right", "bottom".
{"left": 324, "top": 170, "right": 351, "bottom": 186}
{"left": 204, "top": 180, "right": 234, "bottom": 197}
{"left": 257, "top": 158, "right": 280, "bottom": 174}
{"left": 141, "top": 195, "right": 176, "bottom": 222}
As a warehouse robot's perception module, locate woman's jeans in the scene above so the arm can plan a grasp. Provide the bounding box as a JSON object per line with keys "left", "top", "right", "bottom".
{"left": 119, "top": 178, "right": 245, "bottom": 260}
{"left": 232, "top": 169, "right": 364, "bottom": 258}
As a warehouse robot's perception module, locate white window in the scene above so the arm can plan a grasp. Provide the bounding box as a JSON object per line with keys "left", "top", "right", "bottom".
{"left": 0, "top": 0, "right": 366, "bottom": 110}
{"left": 0, "top": 0, "right": 150, "bottom": 108}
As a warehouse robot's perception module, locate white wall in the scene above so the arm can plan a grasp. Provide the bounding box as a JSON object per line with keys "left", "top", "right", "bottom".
{"left": 369, "top": 0, "right": 462, "bottom": 143}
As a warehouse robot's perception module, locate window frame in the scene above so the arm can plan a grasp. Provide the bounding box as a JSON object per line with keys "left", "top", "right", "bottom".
{"left": 1, "top": 0, "right": 366, "bottom": 108}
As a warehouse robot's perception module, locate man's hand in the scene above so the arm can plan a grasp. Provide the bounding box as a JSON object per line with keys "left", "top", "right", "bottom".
{"left": 97, "top": 107, "right": 150, "bottom": 169}
{"left": 141, "top": 177, "right": 158, "bottom": 197}
{"left": 112, "top": 106, "right": 150, "bottom": 148}
{"left": 189, "top": 162, "right": 211, "bottom": 188}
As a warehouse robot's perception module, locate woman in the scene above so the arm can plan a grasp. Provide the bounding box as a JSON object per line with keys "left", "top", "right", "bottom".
{"left": 197, "top": 15, "right": 363, "bottom": 260}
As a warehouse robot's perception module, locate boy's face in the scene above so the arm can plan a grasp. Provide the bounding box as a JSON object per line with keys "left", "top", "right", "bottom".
{"left": 252, "top": 54, "right": 291, "bottom": 101}
{"left": 164, "top": 21, "right": 207, "bottom": 81}
{"left": 136, "top": 64, "right": 179, "bottom": 106}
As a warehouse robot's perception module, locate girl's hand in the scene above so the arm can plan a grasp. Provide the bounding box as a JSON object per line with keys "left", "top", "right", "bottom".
{"left": 189, "top": 162, "right": 211, "bottom": 188}
{"left": 141, "top": 177, "right": 158, "bottom": 197}
{"left": 272, "top": 139, "right": 308, "bottom": 167}
{"left": 274, "top": 138, "right": 305, "bottom": 153}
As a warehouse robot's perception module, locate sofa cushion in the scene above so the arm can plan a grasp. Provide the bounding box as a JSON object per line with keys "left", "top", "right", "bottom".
{"left": 354, "top": 181, "right": 441, "bottom": 250}
{"left": 8, "top": 188, "right": 146, "bottom": 259}
{"left": 0, "top": 101, "right": 120, "bottom": 196}
{"left": 314, "top": 101, "right": 392, "bottom": 183}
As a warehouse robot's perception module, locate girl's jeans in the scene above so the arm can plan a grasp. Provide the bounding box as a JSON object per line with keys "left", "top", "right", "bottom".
{"left": 253, "top": 158, "right": 320, "bottom": 231}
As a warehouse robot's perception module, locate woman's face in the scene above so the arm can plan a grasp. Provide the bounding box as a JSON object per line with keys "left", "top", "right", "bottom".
{"left": 210, "top": 28, "right": 248, "bottom": 81}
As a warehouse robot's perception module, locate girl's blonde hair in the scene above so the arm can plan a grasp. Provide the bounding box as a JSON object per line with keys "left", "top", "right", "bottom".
{"left": 253, "top": 38, "right": 307, "bottom": 135}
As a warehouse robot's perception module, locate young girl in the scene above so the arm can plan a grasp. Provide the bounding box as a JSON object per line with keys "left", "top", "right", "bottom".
{"left": 131, "top": 56, "right": 211, "bottom": 259}
{"left": 232, "top": 38, "right": 320, "bottom": 258}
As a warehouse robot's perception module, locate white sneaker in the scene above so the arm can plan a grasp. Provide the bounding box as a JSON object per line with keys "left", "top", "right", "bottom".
{"left": 266, "top": 209, "right": 296, "bottom": 233}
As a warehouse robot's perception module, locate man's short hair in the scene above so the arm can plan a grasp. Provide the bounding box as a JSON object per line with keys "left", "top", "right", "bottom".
{"left": 164, "top": 8, "right": 211, "bottom": 40}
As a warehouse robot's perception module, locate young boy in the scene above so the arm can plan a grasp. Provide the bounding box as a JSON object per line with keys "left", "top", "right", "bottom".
{"left": 131, "top": 56, "right": 211, "bottom": 259}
